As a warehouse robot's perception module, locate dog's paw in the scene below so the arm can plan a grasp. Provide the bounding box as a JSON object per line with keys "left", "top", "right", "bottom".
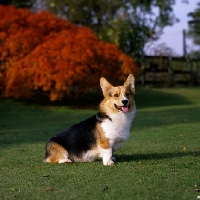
{"left": 58, "top": 158, "right": 72, "bottom": 164}
{"left": 103, "top": 160, "right": 114, "bottom": 166}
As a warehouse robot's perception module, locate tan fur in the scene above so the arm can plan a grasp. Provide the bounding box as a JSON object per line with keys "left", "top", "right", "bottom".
{"left": 95, "top": 123, "right": 110, "bottom": 149}
{"left": 44, "top": 142, "right": 69, "bottom": 163}
{"left": 124, "top": 74, "right": 135, "bottom": 94}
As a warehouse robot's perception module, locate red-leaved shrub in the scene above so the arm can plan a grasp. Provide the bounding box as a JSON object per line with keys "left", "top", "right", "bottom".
{"left": 0, "top": 5, "right": 138, "bottom": 101}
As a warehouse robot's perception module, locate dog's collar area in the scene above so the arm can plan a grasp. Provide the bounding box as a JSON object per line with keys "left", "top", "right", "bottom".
{"left": 96, "top": 112, "right": 112, "bottom": 122}
{"left": 114, "top": 104, "right": 129, "bottom": 113}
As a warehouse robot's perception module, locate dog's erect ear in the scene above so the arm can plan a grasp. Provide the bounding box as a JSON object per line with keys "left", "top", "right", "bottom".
{"left": 124, "top": 74, "right": 135, "bottom": 94}
{"left": 100, "top": 77, "right": 112, "bottom": 97}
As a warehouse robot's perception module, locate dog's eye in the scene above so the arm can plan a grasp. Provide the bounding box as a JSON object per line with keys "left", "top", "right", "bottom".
{"left": 114, "top": 94, "right": 119, "bottom": 97}
{"left": 125, "top": 92, "right": 130, "bottom": 96}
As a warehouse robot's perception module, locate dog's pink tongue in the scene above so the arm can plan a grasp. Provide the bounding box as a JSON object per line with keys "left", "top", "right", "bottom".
{"left": 122, "top": 107, "right": 129, "bottom": 112}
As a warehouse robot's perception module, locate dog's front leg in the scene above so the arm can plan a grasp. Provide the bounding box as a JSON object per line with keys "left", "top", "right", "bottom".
{"left": 100, "top": 147, "right": 114, "bottom": 166}
{"left": 97, "top": 125, "right": 114, "bottom": 165}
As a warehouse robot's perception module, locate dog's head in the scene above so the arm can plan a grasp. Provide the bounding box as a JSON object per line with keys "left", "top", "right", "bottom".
{"left": 100, "top": 74, "right": 135, "bottom": 113}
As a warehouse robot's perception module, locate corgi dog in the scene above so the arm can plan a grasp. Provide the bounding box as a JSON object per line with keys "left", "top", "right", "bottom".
{"left": 44, "top": 74, "right": 136, "bottom": 166}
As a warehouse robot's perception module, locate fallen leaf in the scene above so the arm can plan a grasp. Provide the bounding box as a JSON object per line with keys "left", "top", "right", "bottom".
{"left": 195, "top": 184, "right": 200, "bottom": 192}
{"left": 103, "top": 186, "right": 108, "bottom": 191}
{"left": 43, "top": 175, "right": 50, "bottom": 178}
{"left": 10, "top": 188, "right": 20, "bottom": 192}
{"left": 44, "top": 188, "right": 54, "bottom": 191}
{"left": 196, "top": 184, "right": 200, "bottom": 187}
{"left": 183, "top": 147, "right": 186, "bottom": 151}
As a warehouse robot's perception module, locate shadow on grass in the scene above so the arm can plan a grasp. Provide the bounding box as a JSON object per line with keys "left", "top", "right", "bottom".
{"left": 134, "top": 87, "right": 192, "bottom": 108}
{"left": 0, "top": 100, "right": 200, "bottom": 147}
{"left": 134, "top": 106, "right": 200, "bottom": 129}
{"left": 115, "top": 151, "right": 200, "bottom": 162}
{"left": 13, "top": 86, "right": 193, "bottom": 108}
{"left": 0, "top": 86, "right": 199, "bottom": 148}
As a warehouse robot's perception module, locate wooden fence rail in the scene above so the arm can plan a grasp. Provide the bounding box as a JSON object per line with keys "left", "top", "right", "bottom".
{"left": 138, "top": 56, "right": 200, "bottom": 86}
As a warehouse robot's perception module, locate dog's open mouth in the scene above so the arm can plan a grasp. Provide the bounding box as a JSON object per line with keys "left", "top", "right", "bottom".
{"left": 114, "top": 104, "right": 129, "bottom": 113}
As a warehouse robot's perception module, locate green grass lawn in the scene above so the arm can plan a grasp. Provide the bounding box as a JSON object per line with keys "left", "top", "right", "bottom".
{"left": 0, "top": 87, "right": 200, "bottom": 200}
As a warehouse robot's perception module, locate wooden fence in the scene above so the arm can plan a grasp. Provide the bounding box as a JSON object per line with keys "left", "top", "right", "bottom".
{"left": 138, "top": 56, "right": 200, "bottom": 86}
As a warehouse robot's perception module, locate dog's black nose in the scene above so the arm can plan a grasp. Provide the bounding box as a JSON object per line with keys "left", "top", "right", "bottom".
{"left": 121, "top": 100, "right": 128, "bottom": 105}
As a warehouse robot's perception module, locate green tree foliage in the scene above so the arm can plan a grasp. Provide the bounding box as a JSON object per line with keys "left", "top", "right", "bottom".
{"left": 108, "top": 0, "right": 178, "bottom": 58}
{"left": 187, "top": 2, "right": 200, "bottom": 58}
{"left": 0, "top": 0, "right": 33, "bottom": 7}
{"left": 188, "top": 2, "right": 200, "bottom": 45}
{"left": 12, "top": 0, "right": 34, "bottom": 8}
{"left": 0, "top": 0, "right": 12, "bottom": 5}
{"left": 38, "top": 0, "right": 178, "bottom": 58}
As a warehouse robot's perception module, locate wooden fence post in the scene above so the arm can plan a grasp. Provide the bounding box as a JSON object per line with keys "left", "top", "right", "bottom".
{"left": 189, "top": 59, "right": 198, "bottom": 85}
{"left": 167, "top": 56, "right": 173, "bottom": 86}
{"left": 141, "top": 65, "right": 145, "bottom": 86}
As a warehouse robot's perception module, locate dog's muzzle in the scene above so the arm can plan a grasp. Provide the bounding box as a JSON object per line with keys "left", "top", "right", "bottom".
{"left": 114, "top": 103, "right": 129, "bottom": 113}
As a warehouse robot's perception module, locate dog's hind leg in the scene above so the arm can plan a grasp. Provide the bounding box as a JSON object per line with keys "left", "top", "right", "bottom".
{"left": 44, "top": 141, "right": 72, "bottom": 164}
{"left": 58, "top": 157, "right": 72, "bottom": 164}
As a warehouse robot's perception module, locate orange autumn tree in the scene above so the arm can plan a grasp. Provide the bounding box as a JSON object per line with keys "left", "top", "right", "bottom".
{"left": 0, "top": 6, "right": 138, "bottom": 101}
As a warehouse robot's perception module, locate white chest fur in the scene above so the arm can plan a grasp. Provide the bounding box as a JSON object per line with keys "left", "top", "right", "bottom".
{"left": 100, "top": 108, "right": 136, "bottom": 150}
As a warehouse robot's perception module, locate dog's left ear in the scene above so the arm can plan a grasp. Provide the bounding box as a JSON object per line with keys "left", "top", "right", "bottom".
{"left": 124, "top": 74, "right": 135, "bottom": 94}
